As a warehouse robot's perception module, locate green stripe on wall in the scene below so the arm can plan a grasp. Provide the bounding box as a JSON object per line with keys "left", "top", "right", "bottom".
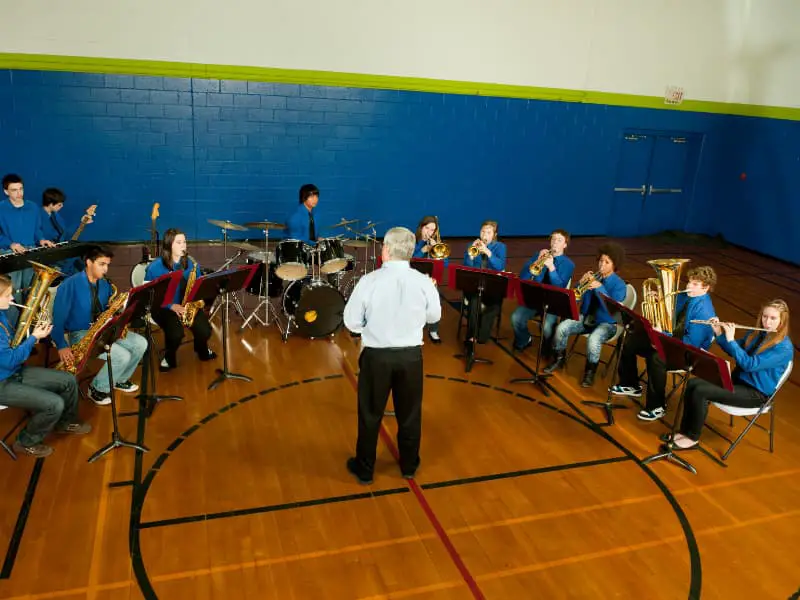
{"left": 1, "top": 52, "right": 798, "bottom": 122}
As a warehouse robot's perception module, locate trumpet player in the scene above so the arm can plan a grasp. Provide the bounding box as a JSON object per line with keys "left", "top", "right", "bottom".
{"left": 543, "top": 242, "right": 626, "bottom": 387}
{"left": 413, "top": 216, "right": 445, "bottom": 343}
{"left": 51, "top": 246, "right": 148, "bottom": 406}
{"left": 611, "top": 266, "right": 717, "bottom": 421}
{"left": 463, "top": 221, "right": 507, "bottom": 345}
{"left": 511, "top": 230, "right": 574, "bottom": 352}
{"left": 0, "top": 274, "right": 90, "bottom": 458}
{"left": 669, "top": 299, "right": 793, "bottom": 451}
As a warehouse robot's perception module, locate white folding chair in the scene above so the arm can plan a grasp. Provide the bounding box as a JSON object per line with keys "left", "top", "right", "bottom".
{"left": 710, "top": 360, "right": 793, "bottom": 461}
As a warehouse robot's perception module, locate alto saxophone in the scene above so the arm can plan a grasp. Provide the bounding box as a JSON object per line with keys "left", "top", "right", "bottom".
{"left": 181, "top": 256, "right": 204, "bottom": 327}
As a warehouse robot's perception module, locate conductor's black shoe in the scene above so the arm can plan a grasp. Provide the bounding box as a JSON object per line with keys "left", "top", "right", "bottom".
{"left": 198, "top": 349, "right": 217, "bottom": 362}
{"left": 401, "top": 459, "right": 420, "bottom": 479}
{"left": 346, "top": 458, "right": 373, "bottom": 485}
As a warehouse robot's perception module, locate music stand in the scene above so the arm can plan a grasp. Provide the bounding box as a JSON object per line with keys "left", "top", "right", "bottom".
{"left": 410, "top": 258, "right": 445, "bottom": 284}
{"left": 582, "top": 294, "right": 665, "bottom": 426}
{"left": 510, "top": 281, "right": 579, "bottom": 397}
{"left": 185, "top": 264, "right": 258, "bottom": 390}
{"left": 128, "top": 271, "right": 184, "bottom": 417}
{"left": 87, "top": 303, "right": 149, "bottom": 463}
{"left": 641, "top": 333, "right": 733, "bottom": 474}
{"left": 451, "top": 266, "right": 510, "bottom": 373}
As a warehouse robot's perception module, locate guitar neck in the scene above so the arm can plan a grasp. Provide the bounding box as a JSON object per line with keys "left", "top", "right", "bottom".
{"left": 71, "top": 221, "right": 87, "bottom": 241}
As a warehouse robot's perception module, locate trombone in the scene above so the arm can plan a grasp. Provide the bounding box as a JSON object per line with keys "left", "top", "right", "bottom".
{"left": 690, "top": 319, "right": 770, "bottom": 332}
{"left": 429, "top": 216, "right": 450, "bottom": 259}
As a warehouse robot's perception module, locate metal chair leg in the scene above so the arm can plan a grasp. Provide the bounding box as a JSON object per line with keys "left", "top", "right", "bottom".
{"left": 721, "top": 407, "right": 768, "bottom": 461}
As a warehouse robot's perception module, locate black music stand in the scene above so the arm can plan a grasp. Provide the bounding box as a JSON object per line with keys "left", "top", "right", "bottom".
{"left": 87, "top": 303, "right": 150, "bottom": 463}
{"left": 128, "top": 271, "right": 184, "bottom": 417}
{"left": 583, "top": 294, "right": 665, "bottom": 426}
{"left": 641, "top": 333, "right": 733, "bottom": 475}
{"left": 452, "top": 267, "right": 509, "bottom": 373}
{"left": 510, "top": 281, "right": 579, "bottom": 397}
{"left": 409, "top": 260, "right": 434, "bottom": 277}
{"left": 185, "top": 265, "right": 258, "bottom": 390}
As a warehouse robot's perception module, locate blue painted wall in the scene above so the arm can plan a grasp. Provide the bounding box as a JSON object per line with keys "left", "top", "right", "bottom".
{"left": 0, "top": 69, "right": 796, "bottom": 264}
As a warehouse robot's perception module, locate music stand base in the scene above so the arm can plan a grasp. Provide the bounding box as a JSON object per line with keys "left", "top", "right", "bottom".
{"left": 453, "top": 352, "right": 493, "bottom": 374}
{"left": 641, "top": 448, "right": 697, "bottom": 475}
{"left": 208, "top": 368, "right": 252, "bottom": 390}
{"left": 581, "top": 400, "right": 628, "bottom": 426}
{"left": 88, "top": 435, "right": 149, "bottom": 464}
{"left": 141, "top": 393, "right": 184, "bottom": 418}
{"left": 509, "top": 373, "right": 552, "bottom": 396}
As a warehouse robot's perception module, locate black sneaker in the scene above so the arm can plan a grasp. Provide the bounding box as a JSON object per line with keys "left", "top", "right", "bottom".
{"left": 198, "top": 349, "right": 217, "bottom": 362}
{"left": 637, "top": 407, "right": 666, "bottom": 421}
{"left": 114, "top": 381, "right": 139, "bottom": 393}
{"left": 88, "top": 386, "right": 112, "bottom": 406}
{"left": 609, "top": 384, "right": 643, "bottom": 397}
{"left": 428, "top": 331, "right": 442, "bottom": 344}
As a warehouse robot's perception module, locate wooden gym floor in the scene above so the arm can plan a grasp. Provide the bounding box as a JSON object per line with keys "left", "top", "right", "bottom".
{"left": 0, "top": 234, "right": 798, "bottom": 600}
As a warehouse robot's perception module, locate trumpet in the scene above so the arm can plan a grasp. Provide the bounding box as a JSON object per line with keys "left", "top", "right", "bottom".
{"left": 529, "top": 249, "right": 553, "bottom": 276}
{"left": 690, "top": 319, "right": 770, "bottom": 332}
{"left": 573, "top": 271, "right": 599, "bottom": 302}
{"left": 467, "top": 240, "right": 483, "bottom": 258}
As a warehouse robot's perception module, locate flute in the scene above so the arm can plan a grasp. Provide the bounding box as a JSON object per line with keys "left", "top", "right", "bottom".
{"left": 690, "top": 319, "right": 770, "bottom": 332}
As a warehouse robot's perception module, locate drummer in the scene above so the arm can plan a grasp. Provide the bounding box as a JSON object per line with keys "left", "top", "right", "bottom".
{"left": 285, "top": 183, "right": 319, "bottom": 244}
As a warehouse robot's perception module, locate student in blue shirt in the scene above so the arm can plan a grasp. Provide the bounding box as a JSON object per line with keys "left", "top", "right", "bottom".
{"left": 144, "top": 228, "right": 216, "bottom": 372}
{"left": 670, "top": 299, "right": 794, "bottom": 450}
{"left": 0, "top": 273, "right": 90, "bottom": 458}
{"left": 285, "top": 183, "right": 319, "bottom": 244}
{"left": 611, "top": 266, "right": 719, "bottom": 421}
{"left": 544, "top": 242, "right": 627, "bottom": 387}
{"left": 463, "top": 220, "right": 507, "bottom": 346}
{"left": 52, "top": 246, "right": 148, "bottom": 406}
{"left": 41, "top": 188, "right": 94, "bottom": 276}
{"left": 511, "top": 229, "right": 575, "bottom": 353}
{"left": 413, "top": 216, "right": 444, "bottom": 344}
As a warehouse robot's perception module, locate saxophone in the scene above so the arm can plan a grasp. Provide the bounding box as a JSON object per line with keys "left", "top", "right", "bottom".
{"left": 55, "top": 283, "right": 129, "bottom": 374}
{"left": 181, "top": 256, "right": 204, "bottom": 327}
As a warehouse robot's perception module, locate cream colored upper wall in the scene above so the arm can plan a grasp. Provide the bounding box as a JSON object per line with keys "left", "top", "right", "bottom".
{"left": 3, "top": 0, "right": 798, "bottom": 108}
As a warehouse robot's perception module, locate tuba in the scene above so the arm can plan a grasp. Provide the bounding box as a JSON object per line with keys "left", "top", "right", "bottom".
{"left": 641, "top": 258, "right": 691, "bottom": 334}
{"left": 55, "top": 283, "right": 129, "bottom": 374}
{"left": 181, "top": 256, "right": 204, "bottom": 327}
{"left": 12, "top": 261, "right": 63, "bottom": 347}
{"left": 429, "top": 217, "right": 450, "bottom": 259}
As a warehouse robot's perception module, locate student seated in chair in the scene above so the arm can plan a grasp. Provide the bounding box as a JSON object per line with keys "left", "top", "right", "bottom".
{"left": 543, "top": 242, "right": 627, "bottom": 387}
{"left": 669, "top": 299, "right": 793, "bottom": 451}
{"left": 611, "top": 266, "right": 718, "bottom": 422}
{"left": 462, "top": 220, "right": 507, "bottom": 347}
{"left": 0, "top": 274, "right": 90, "bottom": 458}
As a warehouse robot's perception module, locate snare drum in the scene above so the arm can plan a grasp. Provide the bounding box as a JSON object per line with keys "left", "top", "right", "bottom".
{"left": 275, "top": 239, "right": 310, "bottom": 281}
{"left": 317, "top": 238, "right": 347, "bottom": 274}
{"left": 246, "top": 251, "right": 282, "bottom": 297}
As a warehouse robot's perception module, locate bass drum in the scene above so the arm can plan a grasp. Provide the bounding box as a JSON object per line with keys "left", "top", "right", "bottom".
{"left": 282, "top": 279, "right": 345, "bottom": 338}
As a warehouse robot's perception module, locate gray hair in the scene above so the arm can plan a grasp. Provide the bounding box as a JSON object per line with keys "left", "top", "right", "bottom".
{"left": 383, "top": 227, "right": 416, "bottom": 261}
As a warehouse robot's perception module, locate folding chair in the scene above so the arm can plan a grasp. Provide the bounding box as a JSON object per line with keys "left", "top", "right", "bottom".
{"left": 567, "top": 283, "right": 637, "bottom": 378}
{"left": 710, "top": 360, "right": 793, "bottom": 461}
{"left": 0, "top": 405, "right": 30, "bottom": 461}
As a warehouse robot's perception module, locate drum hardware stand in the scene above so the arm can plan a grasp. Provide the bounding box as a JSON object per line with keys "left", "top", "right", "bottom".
{"left": 209, "top": 224, "right": 247, "bottom": 324}
{"left": 241, "top": 223, "right": 282, "bottom": 329}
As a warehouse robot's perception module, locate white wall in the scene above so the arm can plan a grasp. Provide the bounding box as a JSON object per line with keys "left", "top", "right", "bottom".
{"left": 3, "top": 0, "right": 799, "bottom": 108}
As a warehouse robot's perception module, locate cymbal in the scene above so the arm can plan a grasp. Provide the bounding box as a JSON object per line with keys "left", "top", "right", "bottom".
{"left": 342, "top": 239, "right": 371, "bottom": 248}
{"left": 357, "top": 221, "right": 383, "bottom": 232}
{"left": 244, "top": 221, "right": 286, "bottom": 230}
{"left": 330, "top": 218, "right": 359, "bottom": 229}
{"left": 229, "top": 241, "right": 263, "bottom": 253}
{"left": 208, "top": 219, "right": 248, "bottom": 231}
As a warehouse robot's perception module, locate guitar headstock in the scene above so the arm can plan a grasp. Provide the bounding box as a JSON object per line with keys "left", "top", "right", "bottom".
{"left": 85, "top": 205, "right": 97, "bottom": 218}
{"left": 151, "top": 202, "right": 160, "bottom": 221}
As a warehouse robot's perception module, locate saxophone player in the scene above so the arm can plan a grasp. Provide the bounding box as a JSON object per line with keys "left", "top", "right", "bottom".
{"left": 144, "top": 229, "right": 216, "bottom": 372}
{"left": 610, "top": 266, "right": 717, "bottom": 421}
{"left": 51, "top": 246, "right": 148, "bottom": 405}
{"left": 543, "top": 242, "right": 627, "bottom": 387}
{"left": 462, "top": 221, "right": 507, "bottom": 345}
{"left": 511, "top": 230, "right": 574, "bottom": 353}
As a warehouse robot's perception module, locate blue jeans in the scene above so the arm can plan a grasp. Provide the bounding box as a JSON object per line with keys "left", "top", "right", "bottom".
{"left": 67, "top": 330, "right": 148, "bottom": 392}
{"left": 552, "top": 317, "right": 616, "bottom": 364}
{"left": 510, "top": 306, "right": 558, "bottom": 349}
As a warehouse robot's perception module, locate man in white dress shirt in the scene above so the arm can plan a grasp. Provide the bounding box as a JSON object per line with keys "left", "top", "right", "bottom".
{"left": 343, "top": 227, "right": 442, "bottom": 484}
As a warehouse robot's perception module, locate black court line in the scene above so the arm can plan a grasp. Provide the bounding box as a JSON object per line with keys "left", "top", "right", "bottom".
{"left": 1, "top": 458, "right": 45, "bottom": 579}
{"left": 109, "top": 480, "right": 135, "bottom": 488}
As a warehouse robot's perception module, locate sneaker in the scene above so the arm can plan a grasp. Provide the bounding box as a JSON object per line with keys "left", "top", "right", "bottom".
{"left": 114, "top": 381, "right": 139, "bottom": 393}
{"left": 637, "top": 407, "right": 666, "bottom": 421}
{"left": 55, "top": 422, "right": 92, "bottom": 435}
{"left": 12, "top": 441, "right": 54, "bottom": 457}
{"left": 159, "top": 358, "right": 174, "bottom": 372}
{"left": 609, "top": 384, "right": 643, "bottom": 397}
{"left": 513, "top": 336, "right": 533, "bottom": 352}
{"left": 88, "top": 386, "right": 112, "bottom": 406}
{"left": 428, "top": 331, "right": 442, "bottom": 344}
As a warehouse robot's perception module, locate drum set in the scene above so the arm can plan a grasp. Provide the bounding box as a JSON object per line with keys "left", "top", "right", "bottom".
{"left": 200, "top": 217, "right": 382, "bottom": 341}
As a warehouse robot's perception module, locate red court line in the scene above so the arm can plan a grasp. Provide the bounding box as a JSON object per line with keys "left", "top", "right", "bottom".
{"left": 341, "top": 358, "right": 486, "bottom": 600}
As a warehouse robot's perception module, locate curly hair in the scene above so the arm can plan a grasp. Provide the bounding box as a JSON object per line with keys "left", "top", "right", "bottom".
{"left": 597, "top": 242, "right": 625, "bottom": 271}
{"left": 686, "top": 266, "right": 717, "bottom": 290}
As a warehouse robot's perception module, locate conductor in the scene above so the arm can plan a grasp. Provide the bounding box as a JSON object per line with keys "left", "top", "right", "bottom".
{"left": 343, "top": 227, "right": 442, "bottom": 484}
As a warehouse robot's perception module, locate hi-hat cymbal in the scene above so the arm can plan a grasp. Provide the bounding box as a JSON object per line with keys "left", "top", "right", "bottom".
{"left": 330, "top": 218, "right": 359, "bottom": 229}
{"left": 208, "top": 219, "right": 249, "bottom": 231}
{"left": 229, "top": 241, "right": 263, "bottom": 253}
{"left": 343, "top": 239, "right": 370, "bottom": 248}
{"left": 357, "top": 221, "right": 383, "bottom": 232}
{"left": 244, "top": 221, "right": 285, "bottom": 230}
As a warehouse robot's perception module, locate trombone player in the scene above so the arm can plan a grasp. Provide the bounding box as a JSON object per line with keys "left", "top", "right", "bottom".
{"left": 511, "top": 229, "right": 574, "bottom": 353}
{"left": 610, "top": 265, "right": 717, "bottom": 421}
{"left": 413, "top": 216, "right": 447, "bottom": 343}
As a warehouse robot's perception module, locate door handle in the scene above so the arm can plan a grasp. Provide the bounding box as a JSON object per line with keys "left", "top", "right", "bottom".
{"left": 614, "top": 185, "right": 646, "bottom": 197}
{"left": 649, "top": 185, "right": 682, "bottom": 194}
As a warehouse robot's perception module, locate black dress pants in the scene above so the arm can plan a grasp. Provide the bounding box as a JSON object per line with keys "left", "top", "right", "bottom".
{"left": 679, "top": 378, "right": 765, "bottom": 440}
{"left": 353, "top": 346, "right": 423, "bottom": 477}
{"left": 617, "top": 329, "right": 668, "bottom": 410}
{"left": 151, "top": 307, "right": 212, "bottom": 367}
